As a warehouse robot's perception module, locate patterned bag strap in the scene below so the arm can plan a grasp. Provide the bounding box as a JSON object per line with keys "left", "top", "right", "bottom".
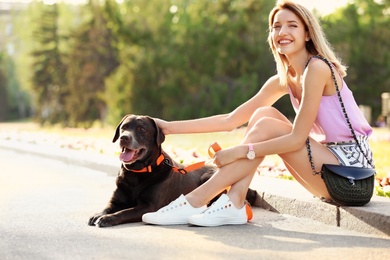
{"left": 304, "top": 56, "right": 374, "bottom": 174}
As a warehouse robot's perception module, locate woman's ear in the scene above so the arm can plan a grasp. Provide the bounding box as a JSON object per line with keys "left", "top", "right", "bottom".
{"left": 305, "top": 32, "right": 310, "bottom": 42}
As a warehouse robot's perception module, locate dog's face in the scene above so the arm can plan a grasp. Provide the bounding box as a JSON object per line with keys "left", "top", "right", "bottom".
{"left": 112, "top": 114, "right": 165, "bottom": 168}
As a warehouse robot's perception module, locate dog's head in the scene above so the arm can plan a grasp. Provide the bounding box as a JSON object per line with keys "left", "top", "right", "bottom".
{"left": 112, "top": 114, "right": 165, "bottom": 170}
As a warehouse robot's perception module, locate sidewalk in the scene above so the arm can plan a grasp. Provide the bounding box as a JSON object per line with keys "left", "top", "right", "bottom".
{"left": 1, "top": 138, "right": 389, "bottom": 238}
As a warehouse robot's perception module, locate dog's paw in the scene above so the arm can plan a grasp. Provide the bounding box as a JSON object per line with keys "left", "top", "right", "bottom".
{"left": 88, "top": 213, "right": 104, "bottom": 226}
{"left": 94, "top": 215, "right": 118, "bottom": 228}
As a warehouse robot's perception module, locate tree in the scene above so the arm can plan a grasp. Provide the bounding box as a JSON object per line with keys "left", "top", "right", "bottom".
{"left": 0, "top": 53, "right": 7, "bottom": 121}
{"left": 64, "top": 0, "right": 119, "bottom": 127}
{"left": 322, "top": 0, "right": 390, "bottom": 121}
{"left": 7, "top": 0, "right": 388, "bottom": 126}
{"left": 105, "top": 0, "right": 276, "bottom": 123}
{"left": 30, "top": 3, "right": 68, "bottom": 124}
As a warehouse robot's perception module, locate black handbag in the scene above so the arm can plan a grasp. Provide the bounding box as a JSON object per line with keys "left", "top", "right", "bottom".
{"left": 321, "top": 164, "right": 375, "bottom": 206}
{"left": 305, "top": 56, "right": 375, "bottom": 206}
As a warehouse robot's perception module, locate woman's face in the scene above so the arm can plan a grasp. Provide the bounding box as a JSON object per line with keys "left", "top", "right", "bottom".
{"left": 271, "top": 9, "right": 309, "bottom": 57}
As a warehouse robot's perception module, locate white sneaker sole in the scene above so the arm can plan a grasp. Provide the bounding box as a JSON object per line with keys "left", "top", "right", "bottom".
{"left": 188, "top": 216, "right": 247, "bottom": 227}
{"left": 142, "top": 214, "right": 189, "bottom": 225}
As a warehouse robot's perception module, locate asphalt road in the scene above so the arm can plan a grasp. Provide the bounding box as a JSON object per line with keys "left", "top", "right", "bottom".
{"left": 0, "top": 148, "right": 389, "bottom": 260}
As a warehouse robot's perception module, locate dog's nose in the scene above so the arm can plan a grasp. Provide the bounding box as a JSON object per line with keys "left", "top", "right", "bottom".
{"left": 120, "top": 135, "right": 131, "bottom": 142}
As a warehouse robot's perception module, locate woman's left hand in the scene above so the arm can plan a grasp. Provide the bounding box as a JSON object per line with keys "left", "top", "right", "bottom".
{"left": 213, "top": 146, "right": 242, "bottom": 168}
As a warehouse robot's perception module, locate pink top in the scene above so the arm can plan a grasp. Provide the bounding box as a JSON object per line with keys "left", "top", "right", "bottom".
{"left": 288, "top": 79, "right": 372, "bottom": 143}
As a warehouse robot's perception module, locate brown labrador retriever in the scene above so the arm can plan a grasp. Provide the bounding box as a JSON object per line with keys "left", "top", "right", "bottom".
{"left": 88, "top": 114, "right": 258, "bottom": 227}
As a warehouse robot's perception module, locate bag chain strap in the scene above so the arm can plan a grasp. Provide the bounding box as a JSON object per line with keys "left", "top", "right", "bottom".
{"left": 304, "top": 55, "right": 374, "bottom": 175}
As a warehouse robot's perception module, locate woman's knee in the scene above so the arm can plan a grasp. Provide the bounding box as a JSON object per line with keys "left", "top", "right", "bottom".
{"left": 250, "top": 106, "right": 279, "bottom": 120}
{"left": 245, "top": 115, "right": 292, "bottom": 143}
{"left": 248, "top": 107, "right": 289, "bottom": 129}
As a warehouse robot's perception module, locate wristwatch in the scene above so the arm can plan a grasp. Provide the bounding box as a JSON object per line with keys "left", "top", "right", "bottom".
{"left": 246, "top": 143, "right": 256, "bottom": 160}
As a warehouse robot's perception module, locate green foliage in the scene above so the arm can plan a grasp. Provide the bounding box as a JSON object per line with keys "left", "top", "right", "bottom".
{"left": 3, "top": 56, "right": 30, "bottom": 120}
{"left": 30, "top": 3, "right": 68, "bottom": 124}
{"left": 0, "top": 53, "right": 7, "bottom": 120}
{"left": 321, "top": 0, "right": 390, "bottom": 122}
{"left": 375, "top": 186, "right": 390, "bottom": 198}
{"left": 64, "top": 0, "right": 119, "bottom": 127}
{"left": 104, "top": 0, "right": 276, "bottom": 123}
{"left": 0, "top": 15, "right": 32, "bottom": 121}
{"left": 3, "top": 0, "right": 390, "bottom": 126}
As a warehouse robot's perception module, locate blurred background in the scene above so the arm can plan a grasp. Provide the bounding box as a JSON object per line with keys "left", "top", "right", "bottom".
{"left": 0, "top": 0, "right": 389, "bottom": 128}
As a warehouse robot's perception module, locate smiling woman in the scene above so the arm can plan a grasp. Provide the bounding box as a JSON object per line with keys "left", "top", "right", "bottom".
{"left": 141, "top": 0, "right": 376, "bottom": 228}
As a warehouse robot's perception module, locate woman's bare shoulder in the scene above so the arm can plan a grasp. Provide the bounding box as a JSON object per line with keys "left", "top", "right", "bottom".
{"left": 263, "top": 74, "right": 288, "bottom": 94}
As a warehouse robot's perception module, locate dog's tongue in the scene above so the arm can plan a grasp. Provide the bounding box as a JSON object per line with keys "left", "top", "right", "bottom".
{"left": 120, "top": 149, "right": 135, "bottom": 162}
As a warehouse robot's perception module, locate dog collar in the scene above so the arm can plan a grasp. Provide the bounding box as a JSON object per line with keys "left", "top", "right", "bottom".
{"left": 129, "top": 154, "right": 165, "bottom": 173}
{"left": 129, "top": 153, "right": 205, "bottom": 175}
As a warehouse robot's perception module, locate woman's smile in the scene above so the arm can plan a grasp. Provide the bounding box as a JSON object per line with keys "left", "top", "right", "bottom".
{"left": 278, "top": 39, "right": 293, "bottom": 46}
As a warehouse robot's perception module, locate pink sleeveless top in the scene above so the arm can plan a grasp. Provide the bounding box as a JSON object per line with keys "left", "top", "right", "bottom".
{"left": 288, "top": 79, "right": 372, "bottom": 143}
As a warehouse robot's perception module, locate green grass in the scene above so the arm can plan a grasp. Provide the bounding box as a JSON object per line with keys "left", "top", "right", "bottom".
{"left": 369, "top": 128, "right": 390, "bottom": 179}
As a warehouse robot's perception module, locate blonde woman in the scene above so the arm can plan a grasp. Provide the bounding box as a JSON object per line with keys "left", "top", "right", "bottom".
{"left": 142, "top": 0, "right": 373, "bottom": 227}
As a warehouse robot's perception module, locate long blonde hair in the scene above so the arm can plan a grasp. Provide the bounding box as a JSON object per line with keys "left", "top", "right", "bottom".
{"left": 267, "top": 0, "right": 347, "bottom": 87}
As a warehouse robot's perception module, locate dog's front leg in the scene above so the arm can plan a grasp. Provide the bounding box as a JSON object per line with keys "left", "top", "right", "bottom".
{"left": 93, "top": 206, "right": 153, "bottom": 227}
{"left": 88, "top": 195, "right": 128, "bottom": 226}
{"left": 88, "top": 183, "right": 133, "bottom": 226}
{"left": 88, "top": 211, "right": 109, "bottom": 226}
{"left": 87, "top": 205, "right": 120, "bottom": 226}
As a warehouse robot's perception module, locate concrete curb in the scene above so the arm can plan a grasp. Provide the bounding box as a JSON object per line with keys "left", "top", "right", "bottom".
{"left": 251, "top": 175, "right": 390, "bottom": 237}
{"left": 2, "top": 140, "right": 389, "bottom": 237}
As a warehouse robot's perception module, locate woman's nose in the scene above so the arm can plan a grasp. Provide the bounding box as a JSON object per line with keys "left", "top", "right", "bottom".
{"left": 278, "top": 25, "right": 287, "bottom": 35}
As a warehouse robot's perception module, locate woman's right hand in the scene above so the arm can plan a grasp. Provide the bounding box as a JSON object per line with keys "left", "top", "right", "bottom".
{"left": 153, "top": 118, "right": 170, "bottom": 135}
{"left": 213, "top": 145, "right": 246, "bottom": 168}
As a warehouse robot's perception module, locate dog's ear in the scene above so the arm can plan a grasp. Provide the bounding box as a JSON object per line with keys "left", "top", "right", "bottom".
{"left": 112, "top": 114, "right": 131, "bottom": 143}
{"left": 149, "top": 117, "right": 165, "bottom": 146}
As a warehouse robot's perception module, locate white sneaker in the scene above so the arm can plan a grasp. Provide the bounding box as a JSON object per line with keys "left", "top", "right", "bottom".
{"left": 188, "top": 194, "right": 248, "bottom": 227}
{"left": 142, "top": 194, "right": 207, "bottom": 225}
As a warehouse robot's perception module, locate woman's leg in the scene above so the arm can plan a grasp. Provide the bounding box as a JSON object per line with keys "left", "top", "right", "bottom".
{"left": 186, "top": 107, "right": 339, "bottom": 208}
{"left": 283, "top": 162, "right": 322, "bottom": 197}
{"left": 223, "top": 107, "right": 295, "bottom": 206}
{"left": 278, "top": 138, "right": 338, "bottom": 200}
{"left": 186, "top": 107, "right": 291, "bottom": 207}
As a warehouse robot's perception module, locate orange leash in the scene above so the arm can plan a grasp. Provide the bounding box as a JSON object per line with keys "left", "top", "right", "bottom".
{"left": 169, "top": 142, "right": 222, "bottom": 174}
{"left": 168, "top": 143, "right": 222, "bottom": 174}
{"left": 171, "top": 161, "right": 205, "bottom": 174}
{"left": 131, "top": 143, "right": 218, "bottom": 174}
{"left": 208, "top": 142, "right": 222, "bottom": 157}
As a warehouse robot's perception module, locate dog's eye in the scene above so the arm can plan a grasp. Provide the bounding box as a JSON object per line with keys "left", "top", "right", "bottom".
{"left": 137, "top": 126, "right": 146, "bottom": 132}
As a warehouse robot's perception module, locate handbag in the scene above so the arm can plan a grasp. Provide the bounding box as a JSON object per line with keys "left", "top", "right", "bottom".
{"left": 305, "top": 56, "right": 375, "bottom": 206}
{"left": 321, "top": 164, "right": 375, "bottom": 206}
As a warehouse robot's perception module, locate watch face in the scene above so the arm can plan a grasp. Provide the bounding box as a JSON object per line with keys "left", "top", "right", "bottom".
{"left": 247, "top": 151, "right": 256, "bottom": 160}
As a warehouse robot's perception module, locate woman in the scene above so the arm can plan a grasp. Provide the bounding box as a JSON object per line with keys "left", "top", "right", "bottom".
{"left": 142, "top": 0, "right": 374, "bottom": 227}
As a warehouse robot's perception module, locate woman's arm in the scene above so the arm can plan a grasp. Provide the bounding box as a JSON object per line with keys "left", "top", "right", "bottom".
{"left": 156, "top": 75, "right": 286, "bottom": 135}
{"left": 214, "top": 60, "right": 330, "bottom": 166}
{"left": 258, "top": 61, "right": 329, "bottom": 154}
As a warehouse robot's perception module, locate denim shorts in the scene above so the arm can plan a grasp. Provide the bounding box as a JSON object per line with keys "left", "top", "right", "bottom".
{"left": 325, "top": 136, "right": 374, "bottom": 168}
